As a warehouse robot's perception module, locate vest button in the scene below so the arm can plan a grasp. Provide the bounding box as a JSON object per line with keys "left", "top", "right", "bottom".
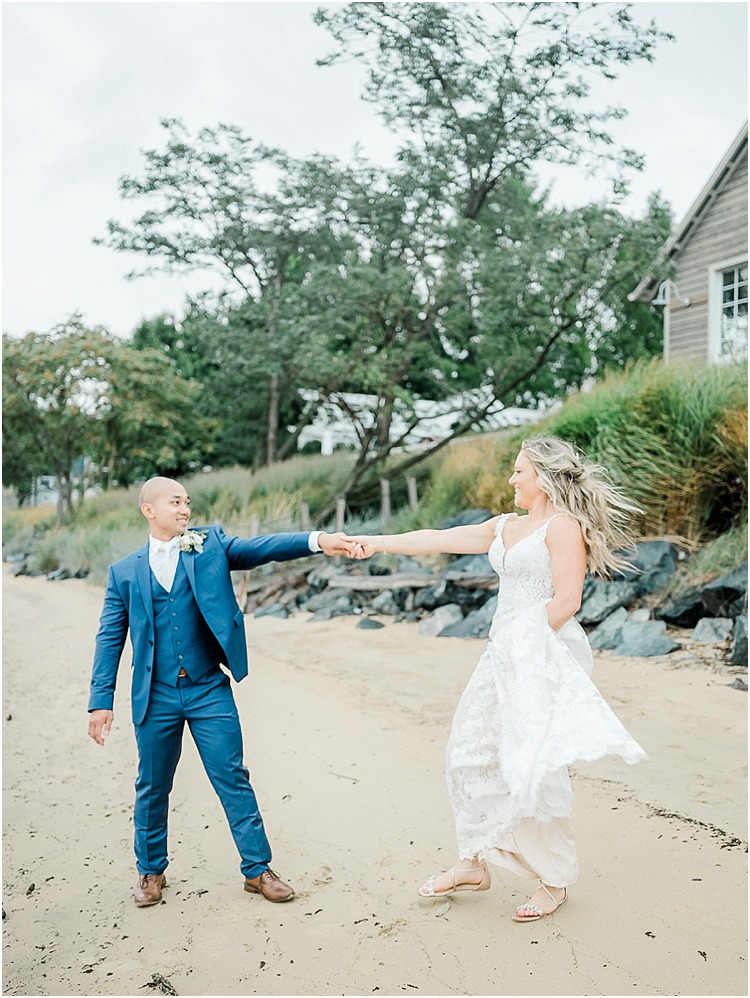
{"left": 178, "top": 655, "right": 183, "bottom": 660}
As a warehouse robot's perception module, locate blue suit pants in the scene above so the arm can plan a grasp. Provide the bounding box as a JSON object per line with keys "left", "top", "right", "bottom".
{"left": 133, "top": 670, "right": 271, "bottom": 879}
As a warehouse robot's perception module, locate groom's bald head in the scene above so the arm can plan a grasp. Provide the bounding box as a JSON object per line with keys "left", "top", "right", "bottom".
{"left": 138, "top": 477, "right": 191, "bottom": 538}
{"left": 138, "top": 477, "right": 184, "bottom": 508}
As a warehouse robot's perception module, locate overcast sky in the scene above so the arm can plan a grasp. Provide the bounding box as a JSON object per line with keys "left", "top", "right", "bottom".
{"left": 2, "top": 1, "right": 747, "bottom": 338}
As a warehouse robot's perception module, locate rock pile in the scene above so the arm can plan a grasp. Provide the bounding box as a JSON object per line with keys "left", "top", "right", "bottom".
{"left": 239, "top": 517, "right": 747, "bottom": 668}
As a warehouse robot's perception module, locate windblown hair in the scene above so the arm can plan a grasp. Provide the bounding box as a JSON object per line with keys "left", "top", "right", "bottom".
{"left": 521, "top": 436, "right": 641, "bottom": 578}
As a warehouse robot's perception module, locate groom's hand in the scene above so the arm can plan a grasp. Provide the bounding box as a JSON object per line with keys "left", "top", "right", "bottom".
{"left": 318, "top": 532, "right": 369, "bottom": 558}
{"left": 88, "top": 709, "right": 114, "bottom": 746}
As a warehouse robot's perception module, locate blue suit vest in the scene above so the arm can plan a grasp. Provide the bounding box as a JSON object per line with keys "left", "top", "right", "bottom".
{"left": 150, "top": 558, "right": 223, "bottom": 684}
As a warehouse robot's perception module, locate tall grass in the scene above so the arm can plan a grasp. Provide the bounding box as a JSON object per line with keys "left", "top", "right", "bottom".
{"left": 416, "top": 359, "right": 747, "bottom": 542}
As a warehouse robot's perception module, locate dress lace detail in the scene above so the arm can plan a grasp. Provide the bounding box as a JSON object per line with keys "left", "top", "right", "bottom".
{"left": 446, "top": 513, "right": 647, "bottom": 869}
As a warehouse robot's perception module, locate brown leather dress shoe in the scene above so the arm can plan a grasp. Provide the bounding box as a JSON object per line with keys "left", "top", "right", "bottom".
{"left": 134, "top": 873, "right": 167, "bottom": 907}
{"left": 244, "top": 869, "right": 295, "bottom": 902}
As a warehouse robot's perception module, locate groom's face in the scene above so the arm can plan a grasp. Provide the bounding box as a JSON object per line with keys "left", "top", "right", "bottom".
{"left": 142, "top": 482, "right": 191, "bottom": 539}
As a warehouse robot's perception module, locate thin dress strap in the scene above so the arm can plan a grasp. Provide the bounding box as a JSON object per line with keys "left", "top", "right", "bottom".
{"left": 540, "top": 513, "right": 566, "bottom": 539}
{"left": 494, "top": 512, "right": 514, "bottom": 536}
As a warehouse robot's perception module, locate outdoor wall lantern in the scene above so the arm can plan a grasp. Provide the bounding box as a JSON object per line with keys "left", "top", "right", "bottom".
{"left": 651, "top": 279, "right": 691, "bottom": 307}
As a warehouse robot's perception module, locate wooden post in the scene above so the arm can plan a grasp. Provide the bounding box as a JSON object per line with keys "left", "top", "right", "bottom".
{"left": 380, "top": 478, "right": 391, "bottom": 530}
{"left": 335, "top": 498, "right": 346, "bottom": 533}
{"left": 407, "top": 475, "right": 418, "bottom": 511}
{"left": 300, "top": 501, "right": 311, "bottom": 531}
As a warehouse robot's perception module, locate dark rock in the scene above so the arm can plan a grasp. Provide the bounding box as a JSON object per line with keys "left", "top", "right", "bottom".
{"left": 444, "top": 553, "right": 493, "bottom": 575}
{"left": 656, "top": 588, "right": 706, "bottom": 628}
{"left": 691, "top": 618, "right": 733, "bottom": 643}
{"left": 305, "top": 589, "right": 353, "bottom": 613}
{"left": 306, "top": 561, "right": 349, "bottom": 592}
{"left": 611, "top": 620, "right": 679, "bottom": 657}
{"left": 74, "top": 568, "right": 90, "bottom": 579}
{"left": 731, "top": 615, "right": 747, "bottom": 667}
{"left": 365, "top": 563, "right": 392, "bottom": 576}
{"left": 308, "top": 601, "right": 354, "bottom": 622}
{"left": 439, "top": 596, "right": 498, "bottom": 638}
{"left": 728, "top": 677, "right": 748, "bottom": 691}
{"left": 418, "top": 604, "right": 464, "bottom": 637}
{"left": 11, "top": 562, "right": 28, "bottom": 577}
{"left": 701, "top": 563, "right": 748, "bottom": 618}
{"left": 588, "top": 607, "right": 629, "bottom": 650}
{"left": 576, "top": 580, "right": 639, "bottom": 625}
{"left": 358, "top": 618, "right": 385, "bottom": 630}
{"left": 370, "top": 591, "right": 401, "bottom": 616}
{"left": 414, "top": 580, "right": 490, "bottom": 613}
{"left": 414, "top": 580, "right": 451, "bottom": 611}
{"left": 437, "top": 509, "right": 494, "bottom": 530}
{"left": 253, "top": 603, "right": 289, "bottom": 619}
{"left": 47, "top": 568, "right": 72, "bottom": 581}
{"left": 612, "top": 541, "right": 678, "bottom": 595}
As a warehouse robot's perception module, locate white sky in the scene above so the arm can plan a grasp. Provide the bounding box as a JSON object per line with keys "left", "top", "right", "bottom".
{"left": 2, "top": 1, "right": 748, "bottom": 338}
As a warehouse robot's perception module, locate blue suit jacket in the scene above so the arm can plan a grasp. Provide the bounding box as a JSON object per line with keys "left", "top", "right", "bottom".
{"left": 88, "top": 525, "right": 316, "bottom": 725}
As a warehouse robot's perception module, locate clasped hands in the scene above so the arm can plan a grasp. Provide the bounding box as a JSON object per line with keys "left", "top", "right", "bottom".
{"left": 318, "top": 532, "right": 376, "bottom": 559}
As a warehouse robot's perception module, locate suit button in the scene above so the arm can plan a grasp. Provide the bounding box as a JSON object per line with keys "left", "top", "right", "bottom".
{"left": 178, "top": 655, "right": 183, "bottom": 660}
{"left": 148, "top": 640, "right": 154, "bottom": 647}
{"left": 173, "top": 626, "right": 179, "bottom": 631}
{"left": 146, "top": 665, "right": 152, "bottom": 672}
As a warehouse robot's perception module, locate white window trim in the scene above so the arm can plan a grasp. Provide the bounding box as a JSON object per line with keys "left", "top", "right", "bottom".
{"left": 707, "top": 254, "right": 748, "bottom": 362}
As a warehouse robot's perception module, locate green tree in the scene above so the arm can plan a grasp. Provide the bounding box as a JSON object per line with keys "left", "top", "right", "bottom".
{"left": 2, "top": 319, "right": 214, "bottom": 521}
{"left": 98, "top": 122, "right": 355, "bottom": 464}
{"left": 315, "top": 2, "right": 671, "bottom": 218}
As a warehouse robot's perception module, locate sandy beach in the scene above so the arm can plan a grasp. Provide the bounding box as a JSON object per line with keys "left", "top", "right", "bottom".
{"left": 2, "top": 567, "right": 747, "bottom": 997}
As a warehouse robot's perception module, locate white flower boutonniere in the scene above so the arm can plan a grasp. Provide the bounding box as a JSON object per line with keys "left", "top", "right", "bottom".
{"left": 178, "top": 529, "right": 208, "bottom": 554}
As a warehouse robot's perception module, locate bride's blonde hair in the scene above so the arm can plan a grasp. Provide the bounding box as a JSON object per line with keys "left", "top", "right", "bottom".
{"left": 521, "top": 436, "right": 640, "bottom": 578}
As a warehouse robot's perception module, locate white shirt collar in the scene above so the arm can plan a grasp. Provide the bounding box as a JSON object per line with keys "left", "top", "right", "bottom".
{"left": 149, "top": 534, "right": 180, "bottom": 553}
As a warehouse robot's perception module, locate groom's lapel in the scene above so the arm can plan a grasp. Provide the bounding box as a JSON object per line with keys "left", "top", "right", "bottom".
{"left": 134, "top": 545, "right": 154, "bottom": 628}
{"left": 182, "top": 548, "right": 197, "bottom": 596}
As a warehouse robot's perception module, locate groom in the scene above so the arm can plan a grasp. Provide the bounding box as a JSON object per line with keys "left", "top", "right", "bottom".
{"left": 87, "top": 476, "right": 361, "bottom": 907}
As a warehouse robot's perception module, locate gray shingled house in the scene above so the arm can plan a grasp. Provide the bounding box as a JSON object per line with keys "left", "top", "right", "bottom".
{"left": 630, "top": 122, "right": 748, "bottom": 363}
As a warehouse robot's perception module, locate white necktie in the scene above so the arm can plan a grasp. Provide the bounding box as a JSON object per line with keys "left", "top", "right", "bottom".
{"left": 151, "top": 537, "right": 180, "bottom": 592}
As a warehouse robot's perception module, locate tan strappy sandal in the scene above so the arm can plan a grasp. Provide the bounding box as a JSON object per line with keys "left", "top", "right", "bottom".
{"left": 512, "top": 882, "right": 567, "bottom": 922}
{"left": 418, "top": 864, "right": 491, "bottom": 898}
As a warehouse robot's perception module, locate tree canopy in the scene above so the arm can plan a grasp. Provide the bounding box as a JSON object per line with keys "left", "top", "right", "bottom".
{"left": 89, "top": 2, "right": 673, "bottom": 519}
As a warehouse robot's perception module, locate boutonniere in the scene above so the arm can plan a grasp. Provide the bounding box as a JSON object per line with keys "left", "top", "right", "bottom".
{"left": 178, "top": 529, "right": 208, "bottom": 554}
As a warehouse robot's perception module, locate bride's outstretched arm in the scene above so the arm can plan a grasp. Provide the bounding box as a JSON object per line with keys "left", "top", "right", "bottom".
{"left": 352, "top": 515, "right": 502, "bottom": 557}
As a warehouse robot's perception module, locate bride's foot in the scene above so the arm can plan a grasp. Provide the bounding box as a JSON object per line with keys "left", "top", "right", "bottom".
{"left": 512, "top": 882, "right": 567, "bottom": 922}
{"left": 418, "top": 862, "right": 490, "bottom": 898}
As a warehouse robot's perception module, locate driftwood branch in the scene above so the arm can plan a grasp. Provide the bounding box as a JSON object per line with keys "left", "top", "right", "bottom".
{"left": 326, "top": 572, "right": 497, "bottom": 591}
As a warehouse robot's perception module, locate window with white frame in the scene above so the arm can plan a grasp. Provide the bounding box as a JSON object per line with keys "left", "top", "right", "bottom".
{"left": 719, "top": 263, "right": 748, "bottom": 359}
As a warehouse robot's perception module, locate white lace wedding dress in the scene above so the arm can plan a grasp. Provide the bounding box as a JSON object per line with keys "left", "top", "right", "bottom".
{"left": 445, "top": 513, "right": 647, "bottom": 887}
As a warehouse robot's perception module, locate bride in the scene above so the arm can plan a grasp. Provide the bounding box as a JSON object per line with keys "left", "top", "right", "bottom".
{"left": 353, "top": 436, "right": 647, "bottom": 922}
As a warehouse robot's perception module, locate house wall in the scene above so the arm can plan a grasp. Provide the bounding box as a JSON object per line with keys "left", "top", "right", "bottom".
{"left": 669, "top": 147, "right": 748, "bottom": 360}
